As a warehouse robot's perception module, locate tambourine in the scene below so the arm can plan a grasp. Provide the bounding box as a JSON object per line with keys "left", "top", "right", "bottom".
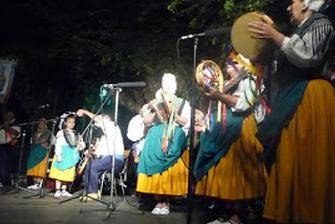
{"left": 231, "top": 11, "right": 274, "bottom": 59}
{"left": 195, "top": 60, "right": 224, "bottom": 123}
{"left": 195, "top": 60, "right": 224, "bottom": 93}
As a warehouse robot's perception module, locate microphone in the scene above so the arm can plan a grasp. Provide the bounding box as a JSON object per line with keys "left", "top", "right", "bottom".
{"left": 102, "top": 81, "right": 147, "bottom": 89}
{"left": 38, "top": 104, "right": 50, "bottom": 109}
{"left": 180, "top": 27, "right": 231, "bottom": 40}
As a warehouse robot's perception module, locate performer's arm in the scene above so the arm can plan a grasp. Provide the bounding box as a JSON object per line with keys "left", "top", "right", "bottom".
{"left": 231, "top": 78, "right": 257, "bottom": 112}
{"left": 205, "top": 90, "right": 238, "bottom": 107}
{"left": 248, "top": 18, "right": 333, "bottom": 68}
{"left": 54, "top": 131, "right": 63, "bottom": 162}
{"left": 142, "top": 111, "right": 156, "bottom": 126}
{"left": 76, "top": 109, "right": 103, "bottom": 124}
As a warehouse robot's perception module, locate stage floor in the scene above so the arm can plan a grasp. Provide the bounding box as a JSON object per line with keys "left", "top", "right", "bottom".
{"left": 0, "top": 188, "right": 188, "bottom": 224}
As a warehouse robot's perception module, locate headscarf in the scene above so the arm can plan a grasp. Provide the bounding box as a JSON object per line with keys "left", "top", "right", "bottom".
{"left": 161, "top": 73, "right": 177, "bottom": 95}
{"left": 304, "top": 0, "right": 332, "bottom": 12}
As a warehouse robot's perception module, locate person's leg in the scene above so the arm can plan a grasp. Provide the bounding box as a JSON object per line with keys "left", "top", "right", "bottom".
{"left": 85, "top": 156, "right": 124, "bottom": 195}
{"left": 85, "top": 157, "right": 110, "bottom": 194}
{"left": 83, "top": 160, "right": 93, "bottom": 192}
{"left": 0, "top": 147, "right": 11, "bottom": 186}
{"left": 54, "top": 180, "right": 62, "bottom": 197}
{"left": 0, "top": 148, "right": 6, "bottom": 185}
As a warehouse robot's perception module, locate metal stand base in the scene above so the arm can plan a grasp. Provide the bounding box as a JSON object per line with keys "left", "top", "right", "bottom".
{"left": 78, "top": 195, "right": 144, "bottom": 221}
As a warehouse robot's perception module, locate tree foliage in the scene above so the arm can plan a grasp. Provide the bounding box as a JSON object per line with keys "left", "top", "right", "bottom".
{"left": 0, "top": 0, "right": 292, "bottom": 128}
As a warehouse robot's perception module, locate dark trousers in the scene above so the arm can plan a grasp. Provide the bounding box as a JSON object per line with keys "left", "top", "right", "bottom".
{"left": 0, "top": 145, "right": 12, "bottom": 185}
{"left": 83, "top": 155, "right": 124, "bottom": 194}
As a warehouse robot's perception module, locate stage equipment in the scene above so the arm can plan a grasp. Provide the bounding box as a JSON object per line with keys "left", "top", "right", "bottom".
{"left": 101, "top": 81, "right": 146, "bottom": 89}
{"left": 180, "top": 27, "right": 230, "bottom": 40}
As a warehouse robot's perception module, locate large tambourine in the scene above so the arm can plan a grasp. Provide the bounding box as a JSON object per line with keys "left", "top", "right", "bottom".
{"left": 195, "top": 60, "right": 224, "bottom": 93}
{"left": 231, "top": 11, "right": 274, "bottom": 59}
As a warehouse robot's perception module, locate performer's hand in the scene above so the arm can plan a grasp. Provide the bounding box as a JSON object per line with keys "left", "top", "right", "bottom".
{"left": 77, "top": 139, "right": 85, "bottom": 151}
{"left": 204, "top": 89, "right": 222, "bottom": 101}
{"left": 175, "top": 115, "right": 187, "bottom": 126}
{"left": 248, "top": 21, "right": 275, "bottom": 39}
{"left": 56, "top": 155, "right": 62, "bottom": 162}
{"left": 248, "top": 19, "right": 285, "bottom": 46}
{"left": 76, "top": 109, "right": 86, "bottom": 117}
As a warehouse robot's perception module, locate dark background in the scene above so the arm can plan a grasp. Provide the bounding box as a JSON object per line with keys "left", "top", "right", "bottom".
{"left": 0, "top": 0, "right": 334, "bottom": 144}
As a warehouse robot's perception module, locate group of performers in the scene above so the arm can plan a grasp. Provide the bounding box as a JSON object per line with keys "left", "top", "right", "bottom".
{"left": 0, "top": 0, "right": 335, "bottom": 223}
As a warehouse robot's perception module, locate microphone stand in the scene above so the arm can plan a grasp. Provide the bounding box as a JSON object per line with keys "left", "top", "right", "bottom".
{"left": 186, "top": 37, "right": 198, "bottom": 224}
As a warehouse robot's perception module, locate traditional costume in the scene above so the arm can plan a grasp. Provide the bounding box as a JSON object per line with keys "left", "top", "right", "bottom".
{"left": 136, "top": 73, "right": 191, "bottom": 215}
{"left": 26, "top": 121, "right": 51, "bottom": 183}
{"left": 256, "top": 1, "right": 335, "bottom": 222}
{"left": 195, "top": 53, "right": 267, "bottom": 201}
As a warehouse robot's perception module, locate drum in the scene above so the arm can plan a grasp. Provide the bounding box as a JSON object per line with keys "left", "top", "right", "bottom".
{"left": 231, "top": 11, "right": 274, "bottom": 59}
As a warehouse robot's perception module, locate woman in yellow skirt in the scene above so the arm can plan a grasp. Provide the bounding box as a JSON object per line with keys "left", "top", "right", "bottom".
{"left": 195, "top": 51, "right": 267, "bottom": 224}
{"left": 136, "top": 73, "right": 191, "bottom": 215}
{"left": 26, "top": 118, "right": 51, "bottom": 190}
{"left": 249, "top": 0, "right": 335, "bottom": 223}
{"left": 49, "top": 113, "right": 85, "bottom": 198}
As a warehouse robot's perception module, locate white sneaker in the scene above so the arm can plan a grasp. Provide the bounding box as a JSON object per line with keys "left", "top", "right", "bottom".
{"left": 207, "top": 220, "right": 225, "bottom": 224}
{"left": 61, "top": 190, "right": 72, "bottom": 197}
{"left": 27, "top": 183, "right": 40, "bottom": 190}
{"left": 151, "top": 206, "right": 161, "bottom": 215}
{"left": 160, "top": 206, "right": 170, "bottom": 215}
{"left": 54, "top": 190, "right": 62, "bottom": 198}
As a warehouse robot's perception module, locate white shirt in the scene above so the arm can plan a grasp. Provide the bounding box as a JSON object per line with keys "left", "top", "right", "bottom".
{"left": 54, "top": 130, "right": 76, "bottom": 157}
{"left": 231, "top": 76, "right": 266, "bottom": 124}
{"left": 179, "top": 100, "right": 191, "bottom": 135}
{"left": 94, "top": 116, "right": 124, "bottom": 157}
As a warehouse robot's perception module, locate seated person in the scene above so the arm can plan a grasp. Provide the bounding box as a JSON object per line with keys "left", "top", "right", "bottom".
{"left": 76, "top": 109, "right": 125, "bottom": 200}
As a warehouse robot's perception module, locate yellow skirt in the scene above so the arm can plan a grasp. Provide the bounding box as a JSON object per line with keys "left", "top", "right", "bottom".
{"left": 195, "top": 114, "right": 267, "bottom": 200}
{"left": 263, "top": 80, "right": 335, "bottom": 223}
{"left": 136, "top": 149, "right": 189, "bottom": 196}
{"left": 26, "top": 156, "right": 48, "bottom": 178}
{"left": 48, "top": 156, "right": 76, "bottom": 182}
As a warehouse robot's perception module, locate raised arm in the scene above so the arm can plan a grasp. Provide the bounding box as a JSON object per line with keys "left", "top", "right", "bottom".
{"left": 76, "top": 109, "right": 103, "bottom": 124}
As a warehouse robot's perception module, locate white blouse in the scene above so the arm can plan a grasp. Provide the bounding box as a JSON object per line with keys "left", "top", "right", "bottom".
{"left": 231, "top": 76, "right": 266, "bottom": 124}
